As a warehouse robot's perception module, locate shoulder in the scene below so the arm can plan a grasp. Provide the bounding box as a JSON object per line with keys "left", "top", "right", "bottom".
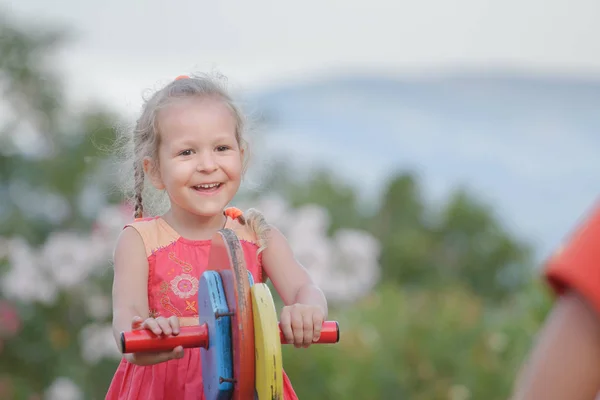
{"left": 122, "top": 217, "right": 179, "bottom": 257}
{"left": 545, "top": 203, "right": 600, "bottom": 315}
{"left": 113, "top": 225, "right": 148, "bottom": 271}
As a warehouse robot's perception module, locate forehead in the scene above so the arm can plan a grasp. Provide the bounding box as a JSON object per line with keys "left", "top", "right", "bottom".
{"left": 157, "top": 97, "right": 237, "bottom": 143}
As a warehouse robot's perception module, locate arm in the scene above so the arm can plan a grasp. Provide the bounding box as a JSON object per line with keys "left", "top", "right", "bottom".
{"left": 111, "top": 227, "right": 183, "bottom": 365}
{"left": 261, "top": 226, "right": 328, "bottom": 346}
{"left": 261, "top": 226, "right": 328, "bottom": 314}
{"left": 111, "top": 227, "right": 150, "bottom": 346}
{"left": 512, "top": 290, "right": 600, "bottom": 400}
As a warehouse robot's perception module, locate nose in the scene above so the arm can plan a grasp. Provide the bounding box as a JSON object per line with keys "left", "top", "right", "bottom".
{"left": 196, "top": 150, "right": 218, "bottom": 173}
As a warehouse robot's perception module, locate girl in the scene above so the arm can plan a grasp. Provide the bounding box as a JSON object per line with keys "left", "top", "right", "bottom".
{"left": 106, "top": 73, "right": 328, "bottom": 399}
{"left": 512, "top": 203, "right": 600, "bottom": 399}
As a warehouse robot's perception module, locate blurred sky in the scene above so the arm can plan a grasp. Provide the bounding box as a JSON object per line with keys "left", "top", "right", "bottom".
{"left": 3, "top": 0, "right": 600, "bottom": 260}
{"left": 4, "top": 0, "right": 600, "bottom": 110}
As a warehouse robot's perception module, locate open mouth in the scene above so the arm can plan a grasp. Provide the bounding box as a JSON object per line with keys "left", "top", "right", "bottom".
{"left": 192, "top": 183, "right": 223, "bottom": 193}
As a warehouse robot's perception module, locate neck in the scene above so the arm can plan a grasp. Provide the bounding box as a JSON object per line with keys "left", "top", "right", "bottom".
{"left": 163, "top": 206, "right": 226, "bottom": 241}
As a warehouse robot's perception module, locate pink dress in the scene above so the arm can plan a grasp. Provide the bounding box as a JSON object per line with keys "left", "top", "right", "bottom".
{"left": 106, "top": 208, "right": 298, "bottom": 400}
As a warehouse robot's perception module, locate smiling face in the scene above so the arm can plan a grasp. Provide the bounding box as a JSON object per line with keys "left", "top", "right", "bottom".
{"left": 144, "top": 96, "right": 244, "bottom": 220}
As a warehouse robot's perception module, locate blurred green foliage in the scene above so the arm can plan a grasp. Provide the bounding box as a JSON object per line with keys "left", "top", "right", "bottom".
{"left": 0, "top": 13, "right": 553, "bottom": 400}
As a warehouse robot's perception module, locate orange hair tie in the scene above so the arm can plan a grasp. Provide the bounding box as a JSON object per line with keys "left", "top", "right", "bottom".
{"left": 175, "top": 75, "right": 190, "bottom": 81}
{"left": 224, "top": 207, "right": 244, "bottom": 220}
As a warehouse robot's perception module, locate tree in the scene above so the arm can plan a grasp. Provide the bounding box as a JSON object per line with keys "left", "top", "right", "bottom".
{"left": 0, "top": 12, "right": 120, "bottom": 398}
{"left": 253, "top": 161, "right": 372, "bottom": 234}
{"left": 373, "top": 176, "right": 533, "bottom": 301}
{"left": 263, "top": 165, "right": 534, "bottom": 301}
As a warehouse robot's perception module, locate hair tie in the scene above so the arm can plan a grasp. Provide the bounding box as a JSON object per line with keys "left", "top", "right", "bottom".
{"left": 224, "top": 207, "right": 244, "bottom": 220}
{"left": 175, "top": 75, "right": 190, "bottom": 81}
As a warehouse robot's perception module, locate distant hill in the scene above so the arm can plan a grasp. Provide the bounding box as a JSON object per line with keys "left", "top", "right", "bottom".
{"left": 246, "top": 72, "right": 600, "bottom": 260}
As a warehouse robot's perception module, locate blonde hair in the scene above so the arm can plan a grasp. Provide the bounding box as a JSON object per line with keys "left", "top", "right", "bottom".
{"left": 244, "top": 208, "right": 270, "bottom": 255}
{"left": 114, "top": 72, "right": 270, "bottom": 250}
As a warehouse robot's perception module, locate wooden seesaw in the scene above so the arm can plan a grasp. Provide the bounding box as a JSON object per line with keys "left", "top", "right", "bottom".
{"left": 120, "top": 228, "right": 340, "bottom": 400}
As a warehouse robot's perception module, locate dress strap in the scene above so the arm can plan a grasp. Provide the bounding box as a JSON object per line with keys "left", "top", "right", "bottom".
{"left": 124, "top": 217, "right": 179, "bottom": 257}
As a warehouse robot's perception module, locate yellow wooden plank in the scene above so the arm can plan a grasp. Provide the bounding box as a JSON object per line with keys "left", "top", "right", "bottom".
{"left": 251, "top": 283, "right": 284, "bottom": 399}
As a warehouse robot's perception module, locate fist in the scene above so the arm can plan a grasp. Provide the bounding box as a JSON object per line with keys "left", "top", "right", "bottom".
{"left": 132, "top": 315, "right": 181, "bottom": 338}
{"left": 279, "top": 304, "right": 325, "bottom": 348}
{"left": 126, "top": 315, "right": 184, "bottom": 365}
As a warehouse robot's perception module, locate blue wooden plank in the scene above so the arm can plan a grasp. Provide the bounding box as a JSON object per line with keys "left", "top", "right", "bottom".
{"left": 199, "top": 270, "right": 233, "bottom": 400}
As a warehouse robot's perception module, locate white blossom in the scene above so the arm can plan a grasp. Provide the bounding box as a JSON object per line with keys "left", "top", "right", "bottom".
{"left": 0, "top": 204, "right": 129, "bottom": 307}
{"left": 83, "top": 292, "right": 112, "bottom": 320}
{"left": 40, "top": 232, "right": 106, "bottom": 289}
{"left": 93, "top": 204, "right": 131, "bottom": 238}
{"left": 242, "top": 196, "right": 382, "bottom": 304}
{"left": 324, "top": 229, "right": 381, "bottom": 304}
{"left": 246, "top": 194, "right": 291, "bottom": 231}
{"left": 79, "top": 323, "right": 121, "bottom": 364}
{"left": 44, "top": 377, "right": 83, "bottom": 400}
{"left": 1, "top": 237, "right": 58, "bottom": 305}
{"left": 1, "top": 194, "right": 380, "bottom": 310}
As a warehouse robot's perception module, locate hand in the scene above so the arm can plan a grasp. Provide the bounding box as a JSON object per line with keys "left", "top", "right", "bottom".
{"left": 280, "top": 303, "right": 325, "bottom": 348}
{"left": 125, "top": 315, "right": 184, "bottom": 366}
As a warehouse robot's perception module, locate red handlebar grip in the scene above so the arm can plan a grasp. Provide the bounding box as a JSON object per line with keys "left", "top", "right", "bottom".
{"left": 279, "top": 321, "right": 339, "bottom": 344}
{"left": 121, "top": 321, "right": 340, "bottom": 353}
{"left": 120, "top": 324, "right": 209, "bottom": 354}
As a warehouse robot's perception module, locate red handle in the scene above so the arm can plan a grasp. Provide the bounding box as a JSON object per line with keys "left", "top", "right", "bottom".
{"left": 121, "top": 324, "right": 209, "bottom": 354}
{"left": 278, "top": 321, "right": 339, "bottom": 344}
{"left": 121, "top": 321, "right": 339, "bottom": 354}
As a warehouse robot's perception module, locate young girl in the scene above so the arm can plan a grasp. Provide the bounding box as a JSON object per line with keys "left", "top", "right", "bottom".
{"left": 512, "top": 203, "right": 600, "bottom": 399}
{"left": 106, "top": 73, "right": 328, "bottom": 399}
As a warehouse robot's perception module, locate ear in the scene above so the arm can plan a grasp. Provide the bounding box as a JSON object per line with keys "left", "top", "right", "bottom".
{"left": 143, "top": 156, "right": 165, "bottom": 190}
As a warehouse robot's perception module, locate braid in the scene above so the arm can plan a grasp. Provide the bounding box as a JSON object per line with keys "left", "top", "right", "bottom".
{"left": 244, "top": 208, "right": 270, "bottom": 255}
{"left": 133, "top": 161, "right": 144, "bottom": 219}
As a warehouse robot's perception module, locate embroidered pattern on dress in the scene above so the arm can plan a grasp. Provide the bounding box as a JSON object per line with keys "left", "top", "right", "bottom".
{"left": 170, "top": 273, "right": 199, "bottom": 299}
{"left": 169, "top": 252, "right": 193, "bottom": 273}
{"left": 149, "top": 240, "right": 178, "bottom": 257}
{"left": 159, "top": 281, "right": 182, "bottom": 317}
{"left": 185, "top": 300, "right": 197, "bottom": 313}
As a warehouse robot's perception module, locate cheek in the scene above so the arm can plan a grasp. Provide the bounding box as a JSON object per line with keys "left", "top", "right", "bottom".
{"left": 161, "top": 161, "right": 190, "bottom": 185}
{"left": 224, "top": 157, "right": 243, "bottom": 180}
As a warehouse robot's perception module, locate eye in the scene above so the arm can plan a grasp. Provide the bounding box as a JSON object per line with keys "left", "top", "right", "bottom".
{"left": 179, "top": 149, "right": 194, "bottom": 156}
{"left": 216, "top": 145, "right": 231, "bottom": 152}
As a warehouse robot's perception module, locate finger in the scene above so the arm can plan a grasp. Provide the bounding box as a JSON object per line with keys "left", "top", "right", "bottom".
{"left": 130, "top": 346, "right": 184, "bottom": 366}
{"left": 155, "top": 317, "right": 172, "bottom": 336}
{"left": 170, "top": 346, "right": 184, "bottom": 360}
{"left": 302, "top": 312, "right": 313, "bottom": 348}
{"left": 142, "top": 319, "right": 162, "bottom": 336}
{"left": 131, "top": 316, "right": 144, "bottom": 330}
{"left": 291, "top": 313, "right": 304, "bottom": 348}
{"left": 168, "top": 316, "right": 180, "bottom": 335}
{"left": 312, "top": 313, "right": 324, "bottom": 342}
{"left": 280, "top": 308, "right": 294, "bottom": 344}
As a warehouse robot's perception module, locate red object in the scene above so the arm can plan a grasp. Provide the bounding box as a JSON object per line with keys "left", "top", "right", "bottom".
{"left": 545, "top": 203, "right": 600, "bottom": 315}
{"left": 207, "top": 229, "right": 255, "bottom": 400}
{"left": 121, "top": 321, "right": 340, "bottom": 354}
{"left": 278, "top": 321, "right": 340, "bottom": 344}
{"left": 121, "top": 324, "right": 209, "bottom": 353}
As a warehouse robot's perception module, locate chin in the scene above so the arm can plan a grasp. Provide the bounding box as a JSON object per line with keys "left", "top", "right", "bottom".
{"left": 193, "top": 202, "right": 231, "bottom": 218}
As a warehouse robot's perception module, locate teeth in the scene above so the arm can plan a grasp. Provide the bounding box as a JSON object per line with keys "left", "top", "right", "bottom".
{"left": 195, "top": 183, "right": 220, "bottom": 189}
